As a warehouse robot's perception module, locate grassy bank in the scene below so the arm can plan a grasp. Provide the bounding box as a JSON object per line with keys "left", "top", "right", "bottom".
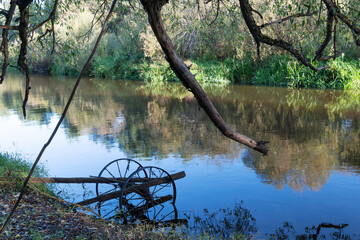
{"left": 0, "top": 152, "right": 49, "bottom": 193}
{"left": 47, "top": 54, "right": 360, "bottom": 90}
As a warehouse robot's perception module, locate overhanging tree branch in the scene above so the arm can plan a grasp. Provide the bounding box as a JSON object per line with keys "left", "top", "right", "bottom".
{"left": 139, "top": 0, "right": 269, "bottom": 155}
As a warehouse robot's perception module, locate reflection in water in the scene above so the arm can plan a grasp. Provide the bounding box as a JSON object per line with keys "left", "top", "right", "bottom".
{"left": 183, "top": 204, "right": 358, "bottom": 239}
{"left": 183, "top": 202, "right": 257, "bottom": 239}
{"left": 1, "top": 74, "right": 360, "bottom": 191}
{"left": 2, "top": 74, "right": 360, "bottom": 236}
{"left": 268, "top": 221, "right": 357, "bottom": 240}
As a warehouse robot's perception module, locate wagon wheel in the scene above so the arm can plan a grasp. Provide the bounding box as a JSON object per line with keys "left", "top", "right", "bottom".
{"left": 95, "top": 158, "right": 144, "bottom": 219}
{"left": 118, "top": 166, "right": 177, "bottom": 224}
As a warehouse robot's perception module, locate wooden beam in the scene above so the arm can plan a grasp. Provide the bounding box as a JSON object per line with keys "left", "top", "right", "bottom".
{"left": 0, "top": 171, "right": 186, "bottom": 184}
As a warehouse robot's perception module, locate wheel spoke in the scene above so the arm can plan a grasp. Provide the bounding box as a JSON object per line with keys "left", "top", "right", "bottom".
{"left": 116, "top": 161, "right": 122, "bottom": 178}
{"left": 119, "top": 166, "right": 176, "bottom": 224}
{"left": 96, "top": 159, "right": 144, "bottom": 221}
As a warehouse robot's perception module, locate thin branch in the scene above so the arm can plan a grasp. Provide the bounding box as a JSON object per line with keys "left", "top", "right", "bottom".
{"left": 28, "top": 0, "right": 58, "bottom": 33}
{"left": 333, "top": 16, "right": 337, "bottom": 60}
{"left": 0, "top": 9, "right": 8, "bottom": 17}
{"left": 208, "top": 0, "right": 220, "bottom": 26}
{"left": 221, "top": 0, "right": 242, "bottom": 22}
{"left": 318, "top": 41, "right": 356, "bottom": 61}
{"left": 78, "top": 1, "right": 107, "bottom": 39}
{"left": 0, "top": 0, "right": 118, "bottom": 234}
{"left": 51, "top": 16, "right": 56, "bottom": 54}
{"left": 251, "top": 8, "right": 263, "bottom": 20}
{"left": 260, "top": 11, "right": 318, "bottom": 29}
{"left": 0, "top": 24, "right": 18, "bottom": 30}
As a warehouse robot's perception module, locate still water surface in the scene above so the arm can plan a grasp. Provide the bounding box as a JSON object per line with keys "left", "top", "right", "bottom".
{"left": 1, "top": 74, "right": 360, "bottom": 238}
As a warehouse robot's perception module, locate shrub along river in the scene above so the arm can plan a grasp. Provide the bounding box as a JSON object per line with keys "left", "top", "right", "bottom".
{"left": 1, "top": 74, "right": 360, "bottom": 238}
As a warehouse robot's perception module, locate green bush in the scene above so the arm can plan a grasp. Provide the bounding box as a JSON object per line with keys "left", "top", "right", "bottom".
{"left": 92, "top": 54, "right": 142, "bottom": 80}
{"left": 140, "top": 61, "right": 178, "bottom": 83}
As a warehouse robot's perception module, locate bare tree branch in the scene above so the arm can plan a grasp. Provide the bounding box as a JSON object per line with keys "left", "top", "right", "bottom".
{"left": 78, "top": 0, "right": 107, "bottom": 39}
{"left": 239, "top": 0, "right": 321, "bottom": 71}
{"left": 0, "top": 24, "right": 18, "bottom": 30}
{"left": 260, "top": 11, "right": 318, "bottom": 29}
{"left": 251, "top": 8, "right": 263, "bottom": 20}
{"left": 318, "top": 41, "right": 356, "bottom": 61}
{"left": 140, "top": 0, "right": 269, "bottom": 155}
{"left": 208, "top": 0, "right": 220, "bottom": 26}
{"left": 313, "top": 6, "right": 335, "bottom": 61}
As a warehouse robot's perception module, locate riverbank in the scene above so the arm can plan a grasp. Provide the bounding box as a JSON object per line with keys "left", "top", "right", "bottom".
{"left": 0, "top": 153, "right": 184, "bottom": 239}
{"left": 33, "top": 54, "right": 360, "bottom": 90}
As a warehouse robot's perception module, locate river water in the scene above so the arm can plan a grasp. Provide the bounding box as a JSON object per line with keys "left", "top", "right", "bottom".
{"left": 1, "top": 74, "right": 360, "bottom": 238}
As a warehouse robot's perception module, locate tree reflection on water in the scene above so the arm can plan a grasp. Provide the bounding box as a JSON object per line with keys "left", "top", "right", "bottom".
{"left": 181, "top": 204, "right": 357, "bottom": 239}
{"left": 1, "top": 75, "right": 360, "bottom": 191}
{"left": 182, "top": 202, "right": 257, "bottom": 239}
{"left": 267, "top": 222, "right": 355, "bottom": 240}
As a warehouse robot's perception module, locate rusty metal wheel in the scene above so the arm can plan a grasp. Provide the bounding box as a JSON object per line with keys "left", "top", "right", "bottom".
{"left": 95, "top": 158, "right": 144, "bottom": 219}
{"left": 118, "top": 166, "right": 177, "bottom": 224}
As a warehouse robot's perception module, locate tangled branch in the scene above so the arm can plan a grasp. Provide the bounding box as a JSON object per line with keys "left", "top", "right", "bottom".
{"left": 239, "top": 0, "right": 359, "bottom": 71}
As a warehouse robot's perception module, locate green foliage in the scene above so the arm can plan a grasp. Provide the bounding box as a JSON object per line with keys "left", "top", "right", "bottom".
{"left": 140, "top": 61, "right": 178, "bottom": 83}
{"left": 249, "top": 55, "right": 360, "bottom": 89}
{"left": 134, "top": 55, "right": 360, "bottom": 89}
{"left": 91, "top": 30, "right": 145, "bottom": 79}
{"left": 15, "top": 0, "right": 359, "bottom": 90}
{"left": 139, "top": 59, "right": 232, "bottom": 86}
{"left": 190, "top": 60, "right": 231, "bottom": 86}
{"left": 92, "top": 55, "right": 142, "bottom": 80}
